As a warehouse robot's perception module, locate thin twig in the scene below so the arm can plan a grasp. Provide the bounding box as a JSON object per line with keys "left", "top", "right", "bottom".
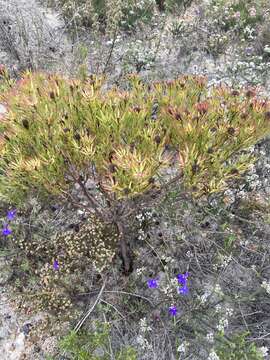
{"left": 102, "top": 290, "right": 155, "bottom": 306}
{"left": 74, "top": 278, "right": 107, "bottom": 333}
{"left": 77, "top": 289, "right": 154, "bottom": 307}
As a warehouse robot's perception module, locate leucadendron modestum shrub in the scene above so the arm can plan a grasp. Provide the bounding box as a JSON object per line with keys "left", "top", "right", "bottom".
{"left": 0, "top": 71, "right": 270, "bottom": 272}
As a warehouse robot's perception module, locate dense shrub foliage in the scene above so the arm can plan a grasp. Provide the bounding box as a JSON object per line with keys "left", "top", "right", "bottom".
{"left": 48, "top": 0, "right": 194, "bottom": 33}
{"left": 49, "top": 0, "right": 156, "bottom": 31}
{"left": 59, "top": 324, "right": 137, "bottom": 360}
{"left": 0, "top": 71, "right": 269, "bottom": 207}
{"left": 0, "top": 69, "right": 270, "bottom": 286}
{"left": 0, "top": 1, "right": 270, "bottom": 358}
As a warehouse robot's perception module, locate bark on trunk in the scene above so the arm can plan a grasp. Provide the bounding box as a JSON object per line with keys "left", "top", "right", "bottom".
{"left": 116, "top": 221, "right": 133, "bottom": 274}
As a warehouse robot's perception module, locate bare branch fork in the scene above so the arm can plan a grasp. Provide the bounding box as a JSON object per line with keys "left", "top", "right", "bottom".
{"left": 65, "top": 160, "right": 183, "bottom": 274}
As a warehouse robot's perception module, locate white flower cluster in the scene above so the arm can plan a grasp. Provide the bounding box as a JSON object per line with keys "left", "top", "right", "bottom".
{"left": 208, "top": 349, "right": 220, "bottom": 360}
{"left": 136, "top": 317, "right": 153, "bottom": 352}
{"left": 136, "top": 334, "right": 152, "bottom": 350}
{"left": 225, "top": 307, "right": 234, "bottom": 317}
{"left": 158, "top": 273, "right": 179, "bottom": 298}
{"left": 136, "top": 210, "right": 154, "bottom": 224}
{"left": 138, "top": 228, "right": 145, "bottom": 241}
{"left": 186, "top": 250, "right": 194, "bottom": 258}
{"left": 199, "top": 292, "right": 210, "bottom": 304}
{"left": 124, "top": 38, "right": 156, "bottom": 71}
{"left": 139, "top": 317, "right": 152, "bottom": 333}
{"left": 206, "top": 332, "right": 214, "bottom": 343}
{"left": 217, "top": 317, "right": 229, "bottom": 332}
{"left": 136, "top": 210, "right": 154, "bottom": 240}
{"left": 243, "top": 25, "right": 256, "bottom": 40}
{"left": 161, "top": 254, "right": 176, "bottom": 271}
{"left": 136, "top": 0, "right": 155, "bottom": 11}
{"left": 230, "top": 54, "right": 270, "bottom": 85}
{"left": 136, "top": 266, "right": 146, "bottom": 276}
{"left": 213, "top": 254, "right": 232, "bottom": 270}
{"left": 160, "top": 283, "right": 175, "bottom": 297}
{"left": 214, "top": 284, "right": 223, "bottom": 296}
{"left": 177, "top": 341, "right": 189, "bottom": 354}
{"left": 259, "top": 346, "right": 269, "bottom": 358}
{"left": 199, "top": 284, "right": 224, "bottom": 304}
{"left": 261, "top": 280, "right": 270, "bottom": 295}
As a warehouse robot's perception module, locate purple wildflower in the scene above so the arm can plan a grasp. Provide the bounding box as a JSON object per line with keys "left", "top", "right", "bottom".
{"left": 169, "top": 306, "right": 177, "bottom": 316}
{"left": 178, "top": 284, "right": 189, "bottom": 295}
{"left": 177, "top": 272, "right": 189, "bottom": 286}
{"left": 147, "top": 278, "right": 158, "bottom": 289}
{"left": 53, "top": 260, "right": 59, "bottom": 271}
{"left": 7, "top": 209, "right": 16, "bottom": 221}
{"left": 2, "top": 224, "right": 12, "bottom": 236}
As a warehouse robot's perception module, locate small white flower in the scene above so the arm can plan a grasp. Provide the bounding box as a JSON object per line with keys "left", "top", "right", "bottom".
{"left": 214, "top": 284, "right": 223, "bottom": 296}
{"left": 199, "top": 293, "right": 209, "bottom": 304}
{"left": 208, "top": 349, "right": 220, "bottom": 360}
{"left": 170, "top": 278, "right": 178, "bottom": 287}
{"left": 264, "top": 45, "right": 270, "bottom": 54}
{"left": 139, "top": 317, "right": 152, "bottom": 333}
{"left": 177, "top": 341, "right": 189, "bottom": 354}
{"left": 225, "top": 307, "right": 234, "bottom": 317}
{"left": 233, "top": 11, "right": 241, "bottom": 19}
{"left": 261, "top": 280, "right": 270, "bottom": 295}
{"left": 248, "top": 7, "right": 257, "bottom": 17}
{"left": 136, "top": 267, "right": 145, "bottom": 276}
{"left": 206, "top": 332, "right": 214, "bottom": 343}
{"left": 217, "top": 317, "right": 229, "bottom": 332}
{"left": 136, "top": 335, "right": 152, "bottom": 350}
{"left": 186, "top": 250, "right": 194, "bottom": 258}
{"left": 259, "top": 346, "right": 268, "bottom": 357}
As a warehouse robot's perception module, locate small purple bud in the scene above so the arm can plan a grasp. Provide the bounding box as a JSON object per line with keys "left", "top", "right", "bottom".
{"left": 177, "top": 272, "right": 189, "bottom": 286}
{"left": 169, "top": 306, "right": 177, "bottom": 316}
{"left": 53, "top": 260, "right": 59, "bottom": 271}
{"left": 2, "top": 224, "right": 12, "bottom": 236}
{"left": 7, "top": 209, "right": 16, "bottom": 221}
{"left": 147, "top": 278, "right": 158, "bottom": 289}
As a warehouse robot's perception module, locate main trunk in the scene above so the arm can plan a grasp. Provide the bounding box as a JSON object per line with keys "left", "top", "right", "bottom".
{"left": 116, "top": 221, "right": 133, "bottom": 274}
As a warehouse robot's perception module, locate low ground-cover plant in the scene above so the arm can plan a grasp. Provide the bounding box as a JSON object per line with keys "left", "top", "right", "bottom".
{"left": 57, "top": 322, "right": 137, "bottom": 360}
{"left": 209, "top": 0, "right": 265, "bottom": 33}
{"left": 48, "top": 0, "right": 156, "bottom": 32}
{"left": 0, "top": 71, "right": 270, "bottom": 275}
{"left": 14, "top": 214, "right": 118, "bottom": 312}
{"left": 203, "top": 0, "right": 270, "bottom": 58}
{"left": 48, "top": 0, "right": 194, "bottom": 33}
{"left": 215, "top": 331, "right": 266, "bottom": 359}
